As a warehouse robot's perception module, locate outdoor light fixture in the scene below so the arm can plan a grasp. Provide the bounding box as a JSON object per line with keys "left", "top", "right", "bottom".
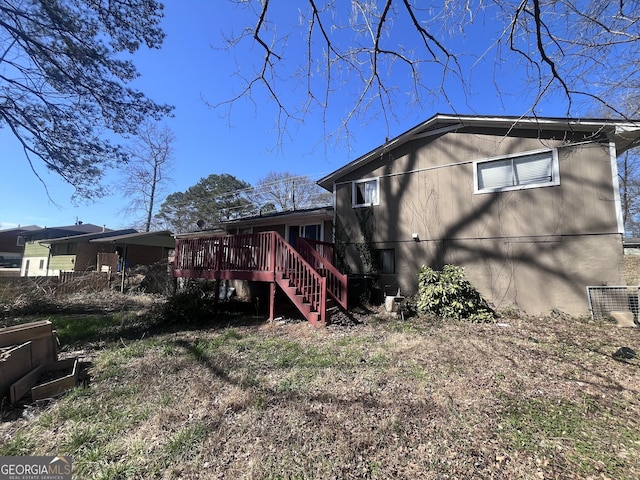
{"left": 412, "top": 233, "right": 419, "bottom": 241}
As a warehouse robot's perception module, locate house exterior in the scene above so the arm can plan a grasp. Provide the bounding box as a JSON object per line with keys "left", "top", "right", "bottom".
{"left": 318, "top": 114, "right": 640, "bottom": 316}
{"left": 219, "top": 206, "right": 334, "bottom": 244}
{"left": 20, "top": 224, "right": 108, "bottom": 276}
{"left": 173, "top": 207, "right": 345, "bottom": 324}
{"left": 0, "top": 225, "right": 39, "bottom": 271}
{"left": 20, "top": 225, "right": 175, "bottom": 277}
{"left": 177, "top": 206, "right": 335, "bottom": 302}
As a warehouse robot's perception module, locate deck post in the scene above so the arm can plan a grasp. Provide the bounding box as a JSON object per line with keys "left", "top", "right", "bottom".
{"left": 214, "top": 279, "right": 221, "bottom": 306}
{"left": 269, "top": 282, "right": 276, "bottom": 323}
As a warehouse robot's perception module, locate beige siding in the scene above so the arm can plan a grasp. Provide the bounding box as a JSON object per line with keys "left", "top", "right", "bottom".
{"left": 334, "top": 131, "right": 623, "bottom": 315}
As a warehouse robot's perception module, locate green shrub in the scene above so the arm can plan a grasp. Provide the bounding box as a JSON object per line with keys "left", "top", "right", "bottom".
{"left": 417, "top": 265, "right": 495, "bottom": 322}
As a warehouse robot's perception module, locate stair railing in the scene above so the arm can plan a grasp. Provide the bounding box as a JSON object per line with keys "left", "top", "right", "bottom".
{"left": 274, "top": 233, "right": 327, "bottom": 323}
{"left": 296, "top": 237, "right": 348, "bottom": 310}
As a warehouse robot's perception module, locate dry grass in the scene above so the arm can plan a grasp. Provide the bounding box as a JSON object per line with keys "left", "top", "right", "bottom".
{"left": 0, "top": 304, "right": 639, "bottom": 479}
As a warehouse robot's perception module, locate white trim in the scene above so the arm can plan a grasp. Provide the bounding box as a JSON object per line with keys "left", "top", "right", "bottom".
{"left": 609, "top": 139, "right": 625, "bottom": 234}
{"left": 473, "top": 148, "right": 560, "bottom": 194}
{"left": 332, "top": 184, "right": 337, "bottom": 242}
{"left": 285, "top": 222, "right": 324, "bottom": 244}
{"left": 352, "top": 177, "right": 380, "bottom": 207}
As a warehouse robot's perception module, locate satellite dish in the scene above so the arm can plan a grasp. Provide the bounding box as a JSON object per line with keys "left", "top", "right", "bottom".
{"left": 196, "top": 219, "right": 205, "bottom": 229}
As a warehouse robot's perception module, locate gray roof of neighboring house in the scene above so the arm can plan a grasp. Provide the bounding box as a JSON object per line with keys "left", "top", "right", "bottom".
{"left": 89, "top": 230, "right": 175, "bottom": 248}
{"left": 42, "top": 228, "right": 138, "bottom": 244}
{"left": 317, "top": 113, "right": 640, "bottom": 190}
{"left": 24, "top": 223, "right": 110, "bottom": 240}
{"left": 623, "top": 238, "right": 640, "bottom": 247}
{"left": 0, "top": 225, "right": 41, "bottom": 234}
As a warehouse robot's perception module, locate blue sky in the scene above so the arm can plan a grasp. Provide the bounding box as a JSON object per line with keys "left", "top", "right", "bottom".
{"left": 0, "top": 1, "right": 575, "bottom": 231}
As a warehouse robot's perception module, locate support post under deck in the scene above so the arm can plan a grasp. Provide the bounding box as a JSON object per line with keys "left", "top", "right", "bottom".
{"left": 269, "top": 282, "right": 276, "bottom": 323}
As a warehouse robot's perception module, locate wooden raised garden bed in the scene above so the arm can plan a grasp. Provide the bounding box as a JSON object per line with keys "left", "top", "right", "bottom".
{"left": 0, "top": 320, "right": 78, "bottom": 403}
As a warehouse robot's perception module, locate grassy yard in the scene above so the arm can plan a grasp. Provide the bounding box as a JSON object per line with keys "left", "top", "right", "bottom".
{"left": 0, "top": 295, "right": 639, "bottom": 479}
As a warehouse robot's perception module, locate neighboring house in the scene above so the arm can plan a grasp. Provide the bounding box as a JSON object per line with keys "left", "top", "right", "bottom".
{"left": 88, "top": 230, "right": 176, "bottom": 273}
{"left": 623, "top": 238, "right": 640, "bottom": 256}
{"left": 21, "top": 224, "right": 175, "bottom": 277}
{"left": 21, "top": 224, "right": 108, "bottom": 276}
{"left": 318, "top": 113, "right": 640, "bottom": 316}
{"left": 0, "top": 225, "right": 40, "bottom": 269}
{"left": 622, "top": 238, "right": 640, "bottom": 286}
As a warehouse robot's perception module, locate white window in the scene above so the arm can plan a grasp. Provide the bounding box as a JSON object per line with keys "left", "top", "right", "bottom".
{"left": 352, "top": 178, "right": 379, "bottom": 207}
{"left": 474, "top": 149, "right": 559, "bottom": 193}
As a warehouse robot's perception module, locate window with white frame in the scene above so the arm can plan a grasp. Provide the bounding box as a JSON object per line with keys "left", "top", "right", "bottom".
{"left": 474, "top": 149, "right": 559, "bottom": 193}
{"left": 352, "top": 178, "right": 379, "bottom": 207}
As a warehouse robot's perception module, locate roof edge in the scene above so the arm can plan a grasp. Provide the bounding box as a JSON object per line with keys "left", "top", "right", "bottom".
{"left": 317, "top": 113, "right": 640, "bottom": 190}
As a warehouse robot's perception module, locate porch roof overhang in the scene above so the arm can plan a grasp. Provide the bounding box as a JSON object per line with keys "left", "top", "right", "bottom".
{"left": 221, "top": 206, "right": 333, "bottom": 229}
{"left": 175, "top": 207, "right": 334, "bottom": 239}
{"left": 89, "top": 230, "right": 176, "bottom": 248}
{"left": 317, "top": 113, "right": 640, "bottom": 190}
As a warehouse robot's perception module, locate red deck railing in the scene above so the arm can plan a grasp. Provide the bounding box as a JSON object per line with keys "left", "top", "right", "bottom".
{"left": 296, "top": 238, "right": 348, "bottom": 310}
{"left": 173, "top": 232, "right": 344, "bottom": 325}
{"left": 173, "top": 233, "right": 275, "bottom": 282}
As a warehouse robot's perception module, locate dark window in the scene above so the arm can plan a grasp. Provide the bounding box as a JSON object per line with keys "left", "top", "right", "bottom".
{"left": 374, "top": 249, "right": 395, "bottom": 274}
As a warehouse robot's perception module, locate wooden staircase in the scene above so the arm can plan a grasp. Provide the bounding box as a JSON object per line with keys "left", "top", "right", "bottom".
{"left": 173, "top": 231, "right": 347, "bottom": 325}
{"left": 295, "top": 237, "right": 348, "bottom": 310}
{"left": 272, "top": 232, "right": 327, "bottom": 325}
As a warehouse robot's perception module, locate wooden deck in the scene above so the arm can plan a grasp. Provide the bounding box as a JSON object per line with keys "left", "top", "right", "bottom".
{"left": 173, "top": 232, "right": 347, "bottom": 325}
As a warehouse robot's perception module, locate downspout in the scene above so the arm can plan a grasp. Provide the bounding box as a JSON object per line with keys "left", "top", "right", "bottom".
{"left": 120, "top": 243, "right": 128, "bottom": 293}
{"left": 608, "top": 137, "right": 625, "bottom": 235}
{"left": 45, "top": 244, "right": 51, "bottom": 277}
{"left": 332, "top": 183, "right": 337, "bottom": 243}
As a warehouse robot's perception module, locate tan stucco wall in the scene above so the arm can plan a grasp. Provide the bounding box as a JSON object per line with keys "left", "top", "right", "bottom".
{"left": 333, "top": 132, "right": 623, "bottom": 315}
{"left": 339, "top": 233, "right": 623, "bottom": 316}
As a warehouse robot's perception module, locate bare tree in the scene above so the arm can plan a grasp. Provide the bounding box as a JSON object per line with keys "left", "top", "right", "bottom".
{"left": 249, "top": 172, "right": 333, "bottom": 212}
{"left": 217, "top": 0, "right": 640, "bottom": 144}
{"left": 120, "top": 122, "right": 175, "bottom": 232}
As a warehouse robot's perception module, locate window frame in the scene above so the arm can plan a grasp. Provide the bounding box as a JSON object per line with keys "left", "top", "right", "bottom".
{"left": 473, "top": 148, "right": 560, "bottom": 194}
{"left": 374, "top": 248, "right": 395, "bottom": 274}
{"left": 352, "top": 177, "right": 380, "bottom": 207}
